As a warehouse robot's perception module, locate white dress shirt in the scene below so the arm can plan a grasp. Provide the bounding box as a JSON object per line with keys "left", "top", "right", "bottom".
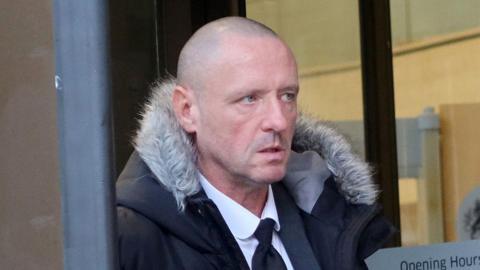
{"left": 199, "top": 173, "right": 294, "bottom": 270}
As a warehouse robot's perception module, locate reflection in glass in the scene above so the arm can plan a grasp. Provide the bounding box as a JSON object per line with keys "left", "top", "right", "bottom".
{"left": 391, "top": 0, "right": 480, "bottom": 246}
{"left": 249, "top": 0, "right": 480, "bottom": 247}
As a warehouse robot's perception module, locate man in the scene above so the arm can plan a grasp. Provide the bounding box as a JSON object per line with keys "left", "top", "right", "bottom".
{"left": 117, "top": 17, "right": 394, "bottom": 270}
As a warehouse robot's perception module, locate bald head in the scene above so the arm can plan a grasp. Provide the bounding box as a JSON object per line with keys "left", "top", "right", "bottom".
{"left": 176, "top": 17, "right": 280, "bottom": 90}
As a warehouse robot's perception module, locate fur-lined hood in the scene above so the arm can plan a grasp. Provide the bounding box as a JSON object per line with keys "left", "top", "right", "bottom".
{"left": 134, "top": 78, "right": 378, "bottom": 211}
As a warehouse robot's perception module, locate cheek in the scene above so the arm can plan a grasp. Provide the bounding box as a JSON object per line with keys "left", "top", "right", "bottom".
{"left": 225, "top": 120, "right": 259, "bottom": 153}
{"left": 290, "top": 114, "right": 297, "bottom": 133}
{"left": 199, "top": 113, "right": 242, "bottom": 145}
{"left": 284, "top": 110, "right": 297, "bottom": 132}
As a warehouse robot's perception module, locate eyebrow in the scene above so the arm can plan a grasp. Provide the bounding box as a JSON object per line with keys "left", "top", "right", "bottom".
{"left": 237, "top": 85, "right": 299, "bottom": 95}
{"left": 282, "top": 85, "right": 299, "bottom": 92}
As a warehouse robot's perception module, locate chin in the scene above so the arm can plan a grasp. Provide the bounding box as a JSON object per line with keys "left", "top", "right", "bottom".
{"left": 255, "top": 168, "right": 286, "bottom": 184}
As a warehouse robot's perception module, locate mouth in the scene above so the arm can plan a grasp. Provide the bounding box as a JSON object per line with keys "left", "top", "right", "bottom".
{"left": 258, "top": 145, "right": 286, "bottom": 159}
{"left": 257, "top": 145, "right": 288, "bottom": 166}
{"left": 257, "top": 146, "right": 288, "bottom": 163}
{"left": 258, "top": 146, "right": 285, "bottom": 153}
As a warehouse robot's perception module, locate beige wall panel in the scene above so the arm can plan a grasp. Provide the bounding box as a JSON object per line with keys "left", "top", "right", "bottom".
{"left": 0, "top": 0, "right": 63, "bottom": 269}
{"left": 291, "top": 35, "right": 480, "bottom": 121}
{"left": 246, "top": 0, "right": 281, "bottom": 33}
{"left": 399, "top": 178, "right": 419, "bottom": 246}
{"left": 440, "top": 103, "right": 480, "bottom": 241}
{"left": 247, "top": 0, "right": 361, "bottom": 69}
{"left": 389, "top": 0, "right": 408, "bottom": 45}
{"left": 394, "top": 37, "right": 480, "bottom": 118}
{"left": 299, "top": 69, "right": 363, "bottom": 120}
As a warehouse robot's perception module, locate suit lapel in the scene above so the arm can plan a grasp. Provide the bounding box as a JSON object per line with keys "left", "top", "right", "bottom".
{"left": 273, "top": 183, "right": 322, "bottom": 270}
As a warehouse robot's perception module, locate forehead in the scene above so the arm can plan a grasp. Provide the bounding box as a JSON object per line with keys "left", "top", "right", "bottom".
{"left": 199, "top": 35, "right": 298, "bottom": 91}
{"left": 207, "top": 35, "right": 296, "bottom": 79}
{"left": 218, "top": 35, "right": 294, "bottom": 63}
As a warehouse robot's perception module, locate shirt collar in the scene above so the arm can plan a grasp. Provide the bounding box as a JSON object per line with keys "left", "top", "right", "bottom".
{"left": 198, "top": 172, "right": 281, "bottom": 240}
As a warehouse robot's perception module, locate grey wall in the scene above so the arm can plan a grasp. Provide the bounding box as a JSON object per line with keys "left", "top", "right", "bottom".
{"left": 0, "top": 1, "right": 63, "bottom": 269}
{"left": 391, "top": 0, "right": 480, "bottom": 44}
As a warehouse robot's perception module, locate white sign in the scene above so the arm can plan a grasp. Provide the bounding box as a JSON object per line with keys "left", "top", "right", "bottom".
{"left": 365, "top": 240, "right": 480, "bottom": 270}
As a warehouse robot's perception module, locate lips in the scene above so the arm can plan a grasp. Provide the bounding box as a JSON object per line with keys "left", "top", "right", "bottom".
{"left": 258, "top": 145, "right": 285, "bottom": 153}
{"left": 258, "top": 146, "right": 287, "bottom": 162}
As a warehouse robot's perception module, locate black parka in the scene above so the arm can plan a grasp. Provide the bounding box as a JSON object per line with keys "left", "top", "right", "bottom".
{"left": 116, "top": 79, "right": 396, "bottom": 270}
{"left": 117, "top": 153, "right": 394, "bottom": 270}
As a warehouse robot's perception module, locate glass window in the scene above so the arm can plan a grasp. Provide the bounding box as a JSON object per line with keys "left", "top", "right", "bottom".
{"left": 390, "top": 0, "right": 480, "bottom": 246}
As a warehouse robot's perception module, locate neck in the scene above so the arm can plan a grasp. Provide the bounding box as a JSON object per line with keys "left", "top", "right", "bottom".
{"left": 223, "top": 183, "right": 268, "bottom": 217}
{"left": 201, "top": 172, "right": 269, "bottom": 217}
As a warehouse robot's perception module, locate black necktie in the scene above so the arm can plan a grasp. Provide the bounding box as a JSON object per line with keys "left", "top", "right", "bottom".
{"left": 252, "top": 218, "right": 288, "bottom": 270}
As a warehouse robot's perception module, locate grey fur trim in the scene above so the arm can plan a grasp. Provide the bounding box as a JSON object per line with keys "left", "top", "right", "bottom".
{"left": 292, "top": 116, "right": 378, "bottom": 205}
{"left": 134, "top": 79, "right": 378, "bottom": 210}
{"left": 133, "top": 77, "right": 200, "bottom": 210}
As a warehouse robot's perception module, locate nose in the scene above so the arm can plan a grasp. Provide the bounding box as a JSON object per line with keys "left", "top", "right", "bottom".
{"left": 260, "top": 99, "right": 290, "bottom": 132}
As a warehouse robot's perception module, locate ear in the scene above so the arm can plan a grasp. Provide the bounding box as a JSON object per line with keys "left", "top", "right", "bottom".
{"left": 172, "top": 85, "right": 198, "bottom": 133}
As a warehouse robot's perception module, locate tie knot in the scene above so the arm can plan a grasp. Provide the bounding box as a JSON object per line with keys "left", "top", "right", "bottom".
{"left": 254, "top": 218, "right": 275, "bottom": 245}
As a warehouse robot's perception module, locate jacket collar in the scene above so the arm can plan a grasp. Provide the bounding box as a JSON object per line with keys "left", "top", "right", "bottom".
{"left": 272, "top": 183, "right": 321, "bottom": 270}
{"left": 116, "top": 152, "right": 217, "bottom": 253}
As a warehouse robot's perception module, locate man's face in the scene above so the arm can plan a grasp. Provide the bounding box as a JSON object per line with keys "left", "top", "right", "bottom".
{"left": 192, "top": 35, "right": 298, "bottom": 187}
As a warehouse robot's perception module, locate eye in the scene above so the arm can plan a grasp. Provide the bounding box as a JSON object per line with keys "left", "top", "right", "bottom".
{"left": 281, "top": 92, "right": 297, "bottom": 102}
{"left": 240, "top": 95, "right": 257, "bottom": 104}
